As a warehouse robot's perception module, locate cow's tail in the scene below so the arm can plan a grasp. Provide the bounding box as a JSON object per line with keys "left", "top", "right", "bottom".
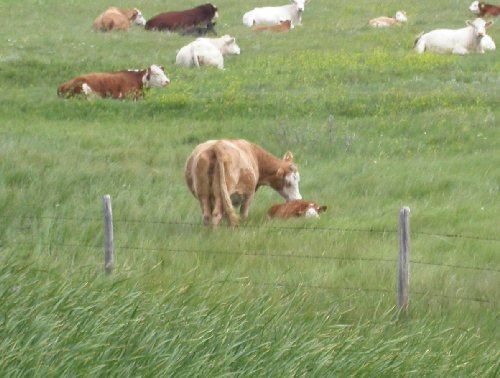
{"left": 213, "top": 145, "right": 239, "bottom": 226}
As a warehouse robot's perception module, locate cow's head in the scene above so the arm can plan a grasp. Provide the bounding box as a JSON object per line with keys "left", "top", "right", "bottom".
{"left": 466, "top": 18, "right": 493, "bottom": 38}
{"left": 132, "top": 8, "right": 146, "bottom": 26}
{"left": 222, "top": 35, "right": 241, "bottom": 55}
{"left": 469, "top": 1, "right": 481, "bottom": 14}
{"left": 292, "top": 0, "right": 310, "bottom": 12}
{"left": 272, "top": 152, "right": 302, "bottom": 202}
{"left": 209, "top": 3, "right": 219, "bottom": 19}
{"left": 395, "top": 11, "right": 407, "bottom": 23}
{"left": 144, "top": 65, "right": 170, "bottom": 87}
{"left": 304, "top": 203, "right": 327, "bottom": 218}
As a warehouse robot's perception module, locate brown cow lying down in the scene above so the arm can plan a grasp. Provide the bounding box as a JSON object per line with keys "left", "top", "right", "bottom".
{"left": 185, "top": 139, "right": 302, "bottom": 226}
{"left": 145, "top": 3, "right": 218, "bottom": 31}
{"left": 252, "top": 20, "right": 292, "bottom": 32}
{"left": 57, "top": 65, "right": 169, "bottom": 100}
{"left": 93, "top": 7, "right": 146, "bottom": 32}
{"left": 268, "top": 200, "right": 327, "bottom": 219}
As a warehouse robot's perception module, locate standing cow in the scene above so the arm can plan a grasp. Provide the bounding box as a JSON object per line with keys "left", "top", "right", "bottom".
{"left": 185, "top": 139, "right": 302, "bottom": 226}
{"left": 93, "top": 7, "right": 146, "bottom": 32}
{"left": 145, "top": 3, "right": 218, "bottom": 31}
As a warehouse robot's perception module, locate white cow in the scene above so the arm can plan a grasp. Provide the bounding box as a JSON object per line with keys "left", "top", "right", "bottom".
{"left": 242, "top": 0, "right": 310, "bottom": 28}
{"left": 175, "top": 35, "right": 241, "bottom": 70}
{"left": 414, "top": 18, "right": 494, "bottom": 54}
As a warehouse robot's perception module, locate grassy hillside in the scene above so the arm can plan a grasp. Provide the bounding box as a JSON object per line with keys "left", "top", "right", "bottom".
{"left": 0, "top": 0, "right": 499, "bottom": 376}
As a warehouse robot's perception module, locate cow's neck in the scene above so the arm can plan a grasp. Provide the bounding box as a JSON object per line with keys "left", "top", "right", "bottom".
{"left": 253, "top": 145, "right": 288, "bottom": 186}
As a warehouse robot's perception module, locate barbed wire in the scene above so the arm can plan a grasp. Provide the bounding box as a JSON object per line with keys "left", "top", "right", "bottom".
{"left": 2, "top": 240, "right": 498, "bottom": 273}
{"left": 2, "top": 214, "right": 500, "bottom": 243}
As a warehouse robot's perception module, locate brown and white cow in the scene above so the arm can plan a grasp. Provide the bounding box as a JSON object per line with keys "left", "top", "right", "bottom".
{"left": 267, "top": 200, "right": 327, "bottom": 219}
{"left": 145, "top": 3, "right": 218, "bottom": 31}
{"left": 57, "top": 65, "right": 169, "bottom": 100}
{"left": 185, "top": 139, "right": 302, "bottom": 226}
{"left": 469, "top": 1, "right": 500, "bottom": 17}
{"left": 93, "top": 7, "right": 146, "bottom": 32}
{"left": 252, "top": 20, "right": 292, "bottom": 32}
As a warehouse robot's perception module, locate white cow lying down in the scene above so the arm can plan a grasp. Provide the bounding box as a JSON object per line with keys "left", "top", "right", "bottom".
{"left": 175, "top": 35, "right": 241, "bottom": 70}
{"left": 414, "top": 18, "right": 493, "bottom": 54}
{"left": 242, "top": 0, "right": 309, "bottom": 28}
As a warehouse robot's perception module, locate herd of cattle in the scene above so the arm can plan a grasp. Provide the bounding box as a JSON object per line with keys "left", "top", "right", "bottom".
{"left": 56, "top": 1, "right": 498, "bottom": 225}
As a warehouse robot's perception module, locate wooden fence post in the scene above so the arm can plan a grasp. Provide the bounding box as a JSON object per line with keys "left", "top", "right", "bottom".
{"left": 102, "top": 194, "right": 114, "bottom": 274}
{"left": 398, "top": 207, "right": 411, "bottom": 311}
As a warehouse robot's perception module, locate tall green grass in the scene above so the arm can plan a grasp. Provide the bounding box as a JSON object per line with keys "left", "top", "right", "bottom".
{"left": 0, "top": 0, "right": 499, "bottom": 375}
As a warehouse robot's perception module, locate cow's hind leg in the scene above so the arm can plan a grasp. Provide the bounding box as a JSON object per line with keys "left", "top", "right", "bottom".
{"left": 211, "top": 196, "right": 223, "bottom": 226}
{"left": 199, "top": 196, "right": 211, "bottom": 225}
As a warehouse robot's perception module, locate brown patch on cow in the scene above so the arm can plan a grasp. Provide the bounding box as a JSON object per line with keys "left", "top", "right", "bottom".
{"left": 252, "top": 20, "right": 292, "bottom": 32}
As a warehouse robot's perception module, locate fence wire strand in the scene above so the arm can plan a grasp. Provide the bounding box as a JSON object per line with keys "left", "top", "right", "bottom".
{"left": 2, "top": 214, "right": 499, "bottom": 243}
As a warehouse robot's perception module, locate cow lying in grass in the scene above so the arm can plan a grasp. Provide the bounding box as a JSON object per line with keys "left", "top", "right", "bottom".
{"left": 176, "top": 35, "right": 240, "bottom": 70}
{"left": 469, "top": 1, "right": 500, "bottom": 17}
{"left": 185, "top": 139, "right": 302, "bottom": 226}
{"left": 368, "top": 11, "right": 407, "bottom": 28}
{"left": 93, "top": 7, "right": 146, "bottom": 32}
{"left": 414, "top": 18, "right": 493, "bottom": 54}
{"left": 57, "top": 65, "right": 169, "bottom": 100}
{"left": 267, "top": 200, "right": 327, "bottom": 219}
{"left": 243, "top": 0, "right": 309, "bottom": 28}
{"left": 145, "top": 3, "right": 218, "bottom": 31}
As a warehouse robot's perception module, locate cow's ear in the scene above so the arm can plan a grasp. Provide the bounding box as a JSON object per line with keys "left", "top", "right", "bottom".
{"left": 465, "top": 20, "right": 472, "bottom": 27}
{"left": 319, "top": 206, "right": 327, "bottom": 213}
{"left": 283, "top": 151, "right": 293, "bottom": 162}
{"left": 486, "top": 20, "right": 494, "bottom": 28}
{"left": 276, "top": 167, "right": 284, "bottom": 178}
{"left": 160, "top": 66, "right": 165, "bottom": 72}
{"left": 226, "top": 37, "right": 235, "bottom": 44}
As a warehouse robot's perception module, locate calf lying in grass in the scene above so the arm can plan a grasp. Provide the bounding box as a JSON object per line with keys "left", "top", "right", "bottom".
{"left": 268, "top": 200, "right": 327, "bottom": 219}
{"left": 368, "top": 11, "right": 407, "bottom": 28}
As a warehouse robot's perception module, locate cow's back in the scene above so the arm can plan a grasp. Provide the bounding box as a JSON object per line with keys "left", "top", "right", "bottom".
{"left": 146, "top": 5, "right": 216, "bottom": 30}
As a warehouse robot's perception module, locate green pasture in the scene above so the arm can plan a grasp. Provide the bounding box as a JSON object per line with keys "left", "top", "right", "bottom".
{"left": 0, "top": 0, "right": 499, "bottom": 376}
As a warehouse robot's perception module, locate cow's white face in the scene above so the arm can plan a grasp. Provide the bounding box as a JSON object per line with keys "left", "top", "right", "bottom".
{"left": 469, "top": 1, "right": 480, "bottom": 14}
{"left": 395, "top": 11, "right": 407, "bottom": 23}
{"left": 224, "top": 37, "right": 241, "bottom": 55}
{"left": 144, "top": 65, "right": 170, "bottom": 87}
{"left": 133, "top": 9, "right": 146, "bottom": 26}
{"left": 467, "top": 18, "right": 493, "bottom": 38}
{"left": 280, "top": 170, "right": 302, "bottom": 202}
{"left": 292, "top": 0, "right": 308, "bottom": 12}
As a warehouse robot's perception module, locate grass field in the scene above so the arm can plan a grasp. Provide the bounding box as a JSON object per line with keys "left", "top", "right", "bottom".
{"left": 0, "top": 0, "right": 499, "bottom": 376}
